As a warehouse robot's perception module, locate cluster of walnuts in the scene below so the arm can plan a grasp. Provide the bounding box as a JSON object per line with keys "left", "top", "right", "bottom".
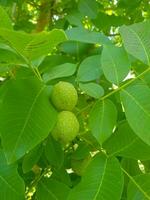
{"left": 50, "top": 81, "right": 79, "bottom": 144}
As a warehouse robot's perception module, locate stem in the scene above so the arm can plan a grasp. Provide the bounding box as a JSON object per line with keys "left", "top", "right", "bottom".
{"left": 27, "top": 167, "right": 51, "bottom": 196}
{"left": 8, "top": 43, "right": 43, "bottom": 81}
{"left": 77, "top": 67, "right": 150, "bottom": 115}
{"left": 102, "top": 67, "right": 150, "bottom": 100}
{"left": 28, "top": 62, "right": 43, "bottom": 82}
{"left": 36, "top": 0, "right": 54, "bottom": 32}
{"left": 35, "top": 67, "right": 43, "bottom": 81}
{"left": 77, "top": 103, "right": 94, "bottom": 116}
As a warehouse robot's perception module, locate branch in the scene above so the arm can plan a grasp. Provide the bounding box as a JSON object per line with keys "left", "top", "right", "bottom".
{"left": 36, "top": 0, "right": 55, "bottom": 32}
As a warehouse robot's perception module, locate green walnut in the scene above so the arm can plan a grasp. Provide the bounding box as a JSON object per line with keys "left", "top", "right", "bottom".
{"left": 71, "top": 156, "right": 92, "bottom": 176}
{"left": 51, "top": 81, "right": 78, "bottom": 111}
{"left": 52, "top": 111, "right": 79, "bottom": 144}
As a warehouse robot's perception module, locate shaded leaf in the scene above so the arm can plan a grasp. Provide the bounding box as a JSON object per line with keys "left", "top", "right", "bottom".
{"left": 127, "top": 174, "right": 150, "bottom": 200}
{"left": 121, "top": 158, "right": 142, "bottom": 200}
{"left": 68, "top": 154, "right": 123, "bottom": 200}
{"left": 0, "top": 48, "right": 24, "bottom": 68}
{"left": 77, "top": 55, "right": 102, "bottom": 82}
{"left": 93, "top": 12, "right": 126, "bottom": 30}
{"left": 78, "top": 0, "right": 98, "bottom": 19}
{"left": 0, "top": 150, "right": 25, "bottom": 200}
{"left": 22, "top": 144, "right": 43, "bottom": 173}
{"left": 45, "top": 135, "right": 64, "bottom": 169}
{"left": 79, "top": 82, "right": 104, "bottom": 99}
{"left": 39, "top": 55, "right": 74, "bottom": 73}
{"left": 66, "top": 12, "right": 83, "bottom": 27}
{"left": 59, "top": 41, "right": 92, "bottom": 57}
{"left": 71, "top": 141, "right": 90, "bottom": 160}
{"left": 103, "top": 122, "right": 150, "bottom": 160}
{"left": 43, "top": 63, "right": 77, "bottom": 83}
{"left": 51, "top": 167, "right": 72, "bottom": 187}
{"left": 36, "top": 178, "right": 70, "bottom": 200}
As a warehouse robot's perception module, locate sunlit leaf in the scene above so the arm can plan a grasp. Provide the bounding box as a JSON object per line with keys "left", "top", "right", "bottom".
{"left": 0, "top": 77, "right": 57, "bottom": 163}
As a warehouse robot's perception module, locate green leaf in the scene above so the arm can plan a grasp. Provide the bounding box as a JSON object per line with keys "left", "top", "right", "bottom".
{"left": 51, "top": 167, "right": 72, "bottom": 187}
{"left": 121, "top": 158, "right": 142, "bottom": 200}
{"left": 36, "top": 178, "right": 70, "bottom": 200}
{"left": 0, "top": 28, "right": 32, "bottom": 55}
{"left": 142, "top": 160, "right": 150, "bottom": 173}
{"left": 101, "top": 45, "right": 130, "bottom": 85}
{"left": 66, "top": 12, "right": 83, "bottom": 27}
{"left": 119, "top": 21, "right": 150, "bottom": 65}
{"left": 66, "top": 27, "right": 110, "bottom": 45}
{"left": 59, "top": 40, "right": 92, "bottom": 61}
{"left": 0, "top": 77, "right": 57, "bottom": 164}
{"left": 43, "top": 63, "right": 77, "bottom": 83}
{"left": 127, "top": 173, "right": 150, "bottom": 200}
{"left": 39, "top": 55, "right": 74, "bottom": 73}
{"left": 79, "top": 83, "right": 104, "bottom": 99}
{"left": 0, "top": 6, "right": 13, "bottom": 29}
{"left": 121, "top": 83, "right": 150, "bottom": 146}
{"left": 0, "top": 28, "right": 67, "bottom": 60}
{"left": 44, "top": 135, "right": 64, "bottom": 169}
{"left": 93, "top": 12, "right": 126, "bottom": 30}
{"left": 78, "top": 0, "right": 99, "bottom": 19}
{"left": 0, "top": 48, "right": 24, "bottom": 67}
{"left": 71, "top": 141, "right": 90, "bottom": 160}
{"left": 15, "top": 67, "right": 35, "bottom": 80}
{"left": 24, "top": 30, "right": 67, "bottom": 60}
{"left": 59, "top": 41, "right": 92, "bottom": 58}
{"left": 121, "top": 158, "right": 141, "bottom": 178}
{"left": 0, "top": 150, "right": 25, "bottom": 200}
{"left": 81, "top": 132, "right": 101, "bottom": 150}
{"left": 22, "top": 144, "right": 43, "bottom": 173}
{"left": 77, "top": 55, "right": 102, "bottom": 82}
{"left": 103, "top": 121, "right": 150, "bottom": 160}
{"left": 119, "top": 0, "right": 141, "bottom": 8}
{"left": 89, "top": 100, "right": 117, "bottom": 144}
{"left": 0, "top": 82, "right": 8, "bottom": 113}
{"left": 68, "top": 154, "right": 123, "bottom": 200}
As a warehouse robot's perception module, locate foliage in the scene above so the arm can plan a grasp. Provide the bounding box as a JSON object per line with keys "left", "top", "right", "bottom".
{"left": 0, "top": 0, "right": 150, "bottom": 199}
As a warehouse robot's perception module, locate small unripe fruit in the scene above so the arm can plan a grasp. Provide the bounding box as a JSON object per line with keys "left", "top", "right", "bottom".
{"left": 51, "top": 81, "right": 78, "bottom": 111}
{"left": 52, "top": 111, "right": 79, "bottom": 144}
{"left": 71, "top": 156, "right": 92, "bottom": 176}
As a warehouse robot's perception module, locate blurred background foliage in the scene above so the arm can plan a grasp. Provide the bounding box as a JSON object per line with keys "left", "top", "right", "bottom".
{"left": 0, "top": 0, "right": 150, "bottom": 33}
